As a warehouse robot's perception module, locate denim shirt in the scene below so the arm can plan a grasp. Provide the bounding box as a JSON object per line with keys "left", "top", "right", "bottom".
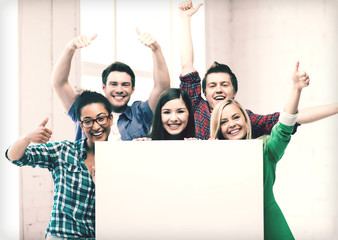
{"left": 68, "top": 100, "right": 153, "bottom": 141}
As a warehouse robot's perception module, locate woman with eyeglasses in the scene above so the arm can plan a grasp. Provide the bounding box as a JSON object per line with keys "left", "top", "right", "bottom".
{"left": 5, "top": 90, "right": 112, "bottom": 240}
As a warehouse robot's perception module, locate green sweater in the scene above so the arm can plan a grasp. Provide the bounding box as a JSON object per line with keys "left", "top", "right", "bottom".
{"left": 260, "top": 122, "right": 295, "bottom": 240}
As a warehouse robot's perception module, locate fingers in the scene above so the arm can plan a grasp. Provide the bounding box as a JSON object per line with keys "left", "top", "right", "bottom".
{"left": 137, "top": 30, "right": 158, "bottom": 50}
{"left": 132, "top": 137, "right": 151, "bottom": 141}
{"left": 39, "top": 116, "right": 53, "bottom": 135}
{"left": 184, "top": 137, "right": 198, "bottom": 141}
{"left": 195, "top": 3, "right": 203, "bottom": 11}
{"left": 37, "top": 127, "right": 53, "bottom": 143}
{"left": 179, "top": 0, "right": 203, "bottom": 12}
{"left": 90, "top": 33, "right": 98, "bottom": 41}
{"left": 41, "top": 127, "right": 53, "bottom": 139}
{"left": 300, "top": 72, "right": 310, "bottom": 87}
{"left": 135, "top": 27, "right": 141, "bottom": 36}
{"left": 138, "top": 31, "right": 154, "bottom": 44}
{"left": 293, "top": 68, "right": 310, "bottom": 89}
{"left": 31, "top": 116, "right": 53, "bottom": 143}
{"left": 292, "top": 60, "right": 310, "bottom": 88}
{"left": 179, "top": 0, "right": 192, "bottom": 10}
{"left": 73, "top": 34, "right": 96, "bottom": 49}
{"left": 39, "top": 116, "right": 49, "bottom": 127}
{"left": 295, "top": 61, "right": 300, "bottom": 72}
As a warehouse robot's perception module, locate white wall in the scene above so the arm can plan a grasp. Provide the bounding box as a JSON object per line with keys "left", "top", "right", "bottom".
{"left": 16, "top": 0, "right": 80, "bottom": 239}
{"left": 205, "top": 0, "right": 338, "bottom": 239}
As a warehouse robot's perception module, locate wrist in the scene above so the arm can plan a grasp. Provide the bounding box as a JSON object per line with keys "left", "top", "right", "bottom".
{"left": 291, "top": 85, "right": 302, "bottom": 93}
{"left": 180, "top": 16, "right": 192, "bottom": 22}
{"left": 151, "top": 45, "right": 161, "bottom": 53}
{"left": 66, "top": 43, "right": 77, "bottom": 52}
{"left": 23, "top": 133, "right": 33, "bottom": 144}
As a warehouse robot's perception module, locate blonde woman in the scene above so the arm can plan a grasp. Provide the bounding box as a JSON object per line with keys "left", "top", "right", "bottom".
{"left": 210, "top": 62, "right": 309, "bottom": 239}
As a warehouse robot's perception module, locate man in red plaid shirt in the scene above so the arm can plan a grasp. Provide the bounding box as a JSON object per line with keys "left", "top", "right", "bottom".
{"left": 180, "top": 63, "right": 283, "bottom": 140}
{"left": 179, "top": 1, "right": 287, "bottom": 140}
{"left": 178, "top": 1, "right": 338, "bottom": 140}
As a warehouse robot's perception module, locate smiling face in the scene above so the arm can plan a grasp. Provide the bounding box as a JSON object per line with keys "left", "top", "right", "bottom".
{"left": 205, "top": 72, "right": 236, "bottom": 111}
{"left": 102, "top": 71, "right": 135, "bottom": 113}
{"left": 220, "top": 103, "right": 247, "bottom": 140}
{"left": 161, "top": 98, "right": 189, "bottom": 137}
{"left": 79, "top": 103, "right": 113, "bottom": 144}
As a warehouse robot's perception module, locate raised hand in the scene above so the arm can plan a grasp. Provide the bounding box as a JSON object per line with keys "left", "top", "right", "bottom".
{"left": 292, "top": 61, "right": 310, "bottom": 90}
{"left": 179, "top": 0, "right": 203, "bottom": 18}
{"left": 136, "top": 28, "right": 160, "bottom": 52}
{"left": 25, "top": 116, "right": 53, "bottom": 144}
{"left": 67, "top": 34, "right": 98, "bottom": 51}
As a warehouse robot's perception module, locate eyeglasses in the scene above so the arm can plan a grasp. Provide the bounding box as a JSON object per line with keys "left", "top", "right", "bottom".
{"left": 80, "top": 115, "right": 110, "bottom": 128}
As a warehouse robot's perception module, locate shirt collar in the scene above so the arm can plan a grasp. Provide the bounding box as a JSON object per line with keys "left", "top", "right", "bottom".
{"left": 75, "top": 138, "right": 87, "bottom": 161}
{"left": 120, "top": 105, "right": 132, "bottom": 121}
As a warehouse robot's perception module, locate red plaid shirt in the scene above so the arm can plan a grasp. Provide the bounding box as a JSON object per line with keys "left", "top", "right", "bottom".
{"left": 180, "top": 71, "right": 297, "bottom": 140}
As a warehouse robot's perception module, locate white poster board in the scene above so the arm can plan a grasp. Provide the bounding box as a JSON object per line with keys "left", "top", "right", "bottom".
{"left": 96, "top": 140, "right": 263, "bottom": 240}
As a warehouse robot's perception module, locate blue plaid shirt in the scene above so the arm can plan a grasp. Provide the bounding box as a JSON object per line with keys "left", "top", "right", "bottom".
{"left": 7, "top": 139, "right": 95, "bottom": 239}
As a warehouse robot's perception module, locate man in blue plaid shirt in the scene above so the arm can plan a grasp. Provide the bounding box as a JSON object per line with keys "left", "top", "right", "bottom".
{"left": 6, "top": 91, "right": 112, "bottom": 239}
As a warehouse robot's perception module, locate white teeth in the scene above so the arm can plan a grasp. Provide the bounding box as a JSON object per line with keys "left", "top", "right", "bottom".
{"left": 229, "top": 129, "right": 239, "bottom": 134}
{"left": 168, "top": 124, "right": 180, "bottom": 129}
{"left": 93, "top": 132, "right": 103, "bottom": 136}
{"left": 215, "top": 96, "right": 225, "bottom": 100}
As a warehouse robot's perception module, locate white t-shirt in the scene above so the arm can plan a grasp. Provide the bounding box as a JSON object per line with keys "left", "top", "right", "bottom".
{"left": 108, "top": 112, "right": 122, "bottom": 141}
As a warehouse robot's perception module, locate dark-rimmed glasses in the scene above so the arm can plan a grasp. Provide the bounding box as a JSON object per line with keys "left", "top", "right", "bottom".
{"left": 80, "top": 115, "right": 110, "bottom": 128}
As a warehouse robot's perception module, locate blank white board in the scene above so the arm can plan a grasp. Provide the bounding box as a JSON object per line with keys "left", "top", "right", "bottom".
{"left": 96, "top": 140, "right": 263, "bottom": 240}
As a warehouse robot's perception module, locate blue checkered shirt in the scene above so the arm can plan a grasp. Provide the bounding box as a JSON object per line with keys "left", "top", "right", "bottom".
{"left": 7, "top": 139, "right": 95, "bottom": 239}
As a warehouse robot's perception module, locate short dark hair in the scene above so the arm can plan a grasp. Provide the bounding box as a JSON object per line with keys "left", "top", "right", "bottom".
{"left": 149, "top": 88, "right": 196, "bottom": 140}
{"left": 101, "top": 61, "right": 135, "bottom": 88}
{"left": 202, "top": 61, "right": 238, "bottom": 94}
{"left": 75, "top": 90, "right": 112, "bottom": 121}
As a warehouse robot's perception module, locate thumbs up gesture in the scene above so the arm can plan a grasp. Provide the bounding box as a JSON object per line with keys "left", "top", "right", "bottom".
{"left": 292, "top": 61, "right": 310, "bottom": 90}
{"left": 179, "top": 0, "right": 203, "bottom": 18}
{"left": 67, "top": 34, "right": 98, "bottom": 51}
{"left": 25, "top": 116, "right": 53, "bottom": 144}
{"left": 136, "top": 28, "right": 160, "bottom": 52}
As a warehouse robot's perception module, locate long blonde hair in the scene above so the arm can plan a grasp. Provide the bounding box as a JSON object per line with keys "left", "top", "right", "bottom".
{"left": 210, "top": 100, "right": 252, "bottom": 140}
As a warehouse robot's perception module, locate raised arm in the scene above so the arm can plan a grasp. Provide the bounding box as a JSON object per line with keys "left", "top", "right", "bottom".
{"left": 7, "top": 117, "right": 52, "bottom": 161}
{"left": 179, "top": 0, "right": 203, "bottom": 75}
{"left": 51, "top": 34, "right": 97, "bottom": 112}
{"left": 285, "top": 61, "right": 310, "bottom": 116}
{"left": 136, "top": 29, "right": 170, "bottom": 113}
{"left": 265, "top": 62, "right": 310, "bottom": 161}
{"left": 296, "top": 103, "right": 338, "bottom": 124}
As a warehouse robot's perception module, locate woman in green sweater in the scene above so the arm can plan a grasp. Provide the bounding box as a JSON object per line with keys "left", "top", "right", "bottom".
{"left": 209, "top": 61, "right": 309, "bottom": 239}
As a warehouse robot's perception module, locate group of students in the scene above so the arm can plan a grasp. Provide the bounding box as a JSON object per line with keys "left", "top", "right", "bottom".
{"left": 5, "top": 0, "right": 338, "bottom": 239}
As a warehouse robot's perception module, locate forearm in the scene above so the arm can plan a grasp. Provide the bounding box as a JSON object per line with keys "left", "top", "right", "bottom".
{"left": 297, "top": 102, "right": 338, "bottom": 124}
{"left": 51, "top": 46, "right": 75, "bottom": 89}
{"left": 51, "top": 45, "right": 77, "bottom": 112}
{"left": 152, "top": 47, "right": 170, "bottom": 91}
{"left": 7, "top": 136, "right": 31, "bottom": 161}
{"left": 180, "top": 17, "right": 195, "bottom": 75}
{"left": 147, "top": 47, "right": 170, "bottom": 112}
{"left": 284, "top": 88, "right": 302, "bottom": 115}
